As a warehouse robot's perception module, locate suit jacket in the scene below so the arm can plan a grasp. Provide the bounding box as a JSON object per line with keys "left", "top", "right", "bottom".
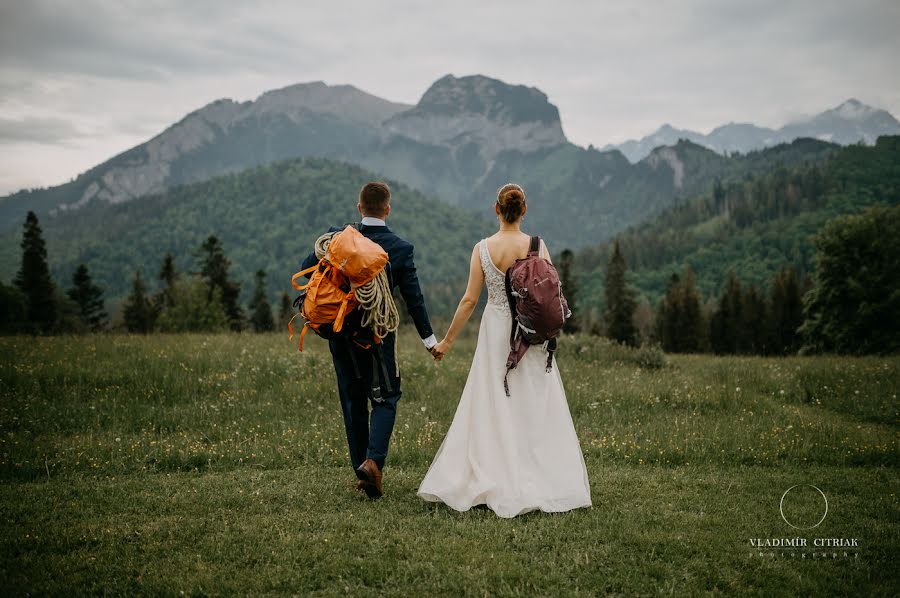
{"left": 300, "top": 223, "right": 434, "bottom": 340}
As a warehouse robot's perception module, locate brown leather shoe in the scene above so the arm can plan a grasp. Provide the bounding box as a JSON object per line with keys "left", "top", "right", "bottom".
{"left": 356, "top": 459, "right": 383, "bottom": 498}
{"left": 355, "top": 480, "right": 367, "bottom": 492}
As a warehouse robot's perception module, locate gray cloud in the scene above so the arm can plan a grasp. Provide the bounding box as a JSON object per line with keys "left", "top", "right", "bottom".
{"left": 0, "top": 0, "right": 899, "bottom": 194}
{"left": 0, "top": 116, "right": 83, "bottom": 144}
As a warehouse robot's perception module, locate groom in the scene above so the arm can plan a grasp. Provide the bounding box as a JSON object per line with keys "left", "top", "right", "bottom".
{"left": 299, "top": 182, "right": 437, "bottom": 498}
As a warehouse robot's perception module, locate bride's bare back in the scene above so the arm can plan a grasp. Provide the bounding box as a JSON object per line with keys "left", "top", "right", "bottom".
{"left": 484, "top": 231, "right": 550, "bottom": 272}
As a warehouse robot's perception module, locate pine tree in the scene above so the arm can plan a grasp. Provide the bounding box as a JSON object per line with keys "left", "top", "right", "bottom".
{"left": 278, "top": 291, "right": 293, "bottom": 328}
{"left": 248, "top": 269, "right": 275, "bottom": 332}
{"left": 657, "top": 273, "right": 681, "bottom": 352}
{"left": 710, "top": 271, "right": 743, "bottom": 354}
{"left": 157, "top": 252, "right": 178, "bottom": 308}
{"left": 656, "top": 267, "right": 703, "bottom": 353}
{"left": 66, "top": 264, "right": 108, "bottom": 331}
{"left": 769, "top": 266, "right": 803, "bottom": 355}
{"left": 741, "top": 283, "right": 768, "bottom": 354}
{"left": 14, "top": 211, "right": 56, "bottom": 333}
{"left": 603, "top": 240, "right": 638, "bottom": 346}
{"left": 558, "top": 249, "right": 579, "bottom": 333}
{"left": 198, "top": 235, "right": 244, "bottom": 331}
{"left": 675, "top": 266, "right": 704, "bottom": 352}
{"left": 122, "top": 271, "right": 156, "bottom": 333}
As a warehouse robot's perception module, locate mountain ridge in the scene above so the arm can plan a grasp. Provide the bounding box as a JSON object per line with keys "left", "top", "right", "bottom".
{"left": 0, "top": 75, "right": 868, "bottom": 249}
{"left": 604, "top": 99, "right": 900, "bottom": 162}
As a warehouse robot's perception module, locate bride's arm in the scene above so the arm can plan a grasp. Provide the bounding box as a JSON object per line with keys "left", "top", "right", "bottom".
{"left": 432, "top": 244, "right": 483, "bottom": 359}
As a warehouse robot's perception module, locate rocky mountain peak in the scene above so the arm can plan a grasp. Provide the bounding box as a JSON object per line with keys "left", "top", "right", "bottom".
{"left": 384, "top": 74, "right": 567, "bottom": 155}
{"left": 413, "top": 74, "right": 562, "bottom": 127}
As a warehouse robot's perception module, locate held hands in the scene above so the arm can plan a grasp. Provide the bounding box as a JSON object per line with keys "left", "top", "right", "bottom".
{"left": 430, "top": 338, "right": 451, "bottom": 362}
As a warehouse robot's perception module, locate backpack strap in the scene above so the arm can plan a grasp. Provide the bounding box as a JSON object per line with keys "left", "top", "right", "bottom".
{"left": 287, "top": 313, "right": 311, "bottom": 352}
{"left": 371, "top": 344, "right": 393, "bottom": 400}
{"left": 528, "top": 236, "right": 540, "bottom": 256}
{"left": 291, "top": 262, "right": 320, "bottom": 290}
{"left": 332, "top": 292, "right": 354, "bottom": 333}
{"left": 503, "top": 268, "right": 519, "bottom": 397}
{"left": 546, "top": 337, "right": 557, "bottom": 373}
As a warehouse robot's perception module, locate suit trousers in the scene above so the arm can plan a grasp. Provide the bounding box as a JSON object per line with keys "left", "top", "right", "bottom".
{"left": 328, "top": 330, "right": 401, "bottom": 473}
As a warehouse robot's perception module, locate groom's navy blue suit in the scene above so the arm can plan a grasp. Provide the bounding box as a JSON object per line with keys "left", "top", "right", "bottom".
{"left": 300, "top": 222, "right": 434, "bottom": 472}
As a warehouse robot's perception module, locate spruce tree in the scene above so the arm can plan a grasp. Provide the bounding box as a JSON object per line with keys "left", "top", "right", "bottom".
{"left": 657, "top": 268, "right": 704, "bottom": 353}
{"left": 198, "top": 235, "right": 244, "bottom": 331}
{"left": 675, "top": 266, "right": 704, "bottom": 353}
{"left": 14, "top": 211, "right": 56, "bottom": 333}
{"left": 249, "top": 269, "right": 275, "bottom": 332}
{"left": 769, "top": 266, "right": 803, "bottom": 355}
{"left": 558, "top": 249, "right": 579, "bottom": 333}
{"left": 66, "top": 264, "right": 108, "bottom": 331}
{"left": 657, "top": 273, "right": 681, "bottom": 352}
{"left": 603, "top": 240, "right": 637, "bottom": 346}
{"left": 710, "top": 271, "right": 743, "bottom": 354}
{"left": 122, "top": 271, "right": 156, "bottom": 333}
{"left": 157, "top": 252, "right": 178, "bottom": 309}
{"left": 741, "top": 283, "right": 768, "bottom": 354}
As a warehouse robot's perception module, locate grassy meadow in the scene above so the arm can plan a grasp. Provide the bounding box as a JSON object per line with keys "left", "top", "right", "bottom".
{"left": 0, "top": 328, "right": 898, "bottom": 596}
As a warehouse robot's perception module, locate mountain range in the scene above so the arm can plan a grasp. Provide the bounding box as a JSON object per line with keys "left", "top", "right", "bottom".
{"left": 1, "top": 73, "right": 897, "bottom": 319}
{"left": 604, "top": 98, "right": 900, "bottom": 162}
{"left": 3, "top": 73, "right": 877, "bottom": 252}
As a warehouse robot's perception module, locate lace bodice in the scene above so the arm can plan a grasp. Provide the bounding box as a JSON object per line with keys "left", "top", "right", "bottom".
{"left": 480, "top": 239, "right": 509, "bottom": 309}
{"left": 479, "top": 238, "right": 545, "bottom": 309}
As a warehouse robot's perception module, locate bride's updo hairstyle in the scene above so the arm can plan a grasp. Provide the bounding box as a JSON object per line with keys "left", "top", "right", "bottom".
{"left": 496, "top": 183, "right": 526, "bottom": 223}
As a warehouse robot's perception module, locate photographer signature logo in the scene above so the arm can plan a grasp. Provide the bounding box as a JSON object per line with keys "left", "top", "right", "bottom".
{"left": 779, "top": 484, "right": 828, "bottom": 530}
{"left": 748, "top": 484, "right": 860, "bottom": 558}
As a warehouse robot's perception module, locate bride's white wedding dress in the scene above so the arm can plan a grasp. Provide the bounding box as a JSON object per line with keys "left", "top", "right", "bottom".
{"left": 417, "top": 238, "right": 592, "bottom": 518}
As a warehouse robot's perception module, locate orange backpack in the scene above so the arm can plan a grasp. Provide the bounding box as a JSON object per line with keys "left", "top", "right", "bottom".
{"left": 289, "top": 225, "right": 388, "bottom": 351}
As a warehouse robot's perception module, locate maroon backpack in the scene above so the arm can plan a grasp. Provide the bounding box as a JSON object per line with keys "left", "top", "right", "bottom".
{"left": 503, "top": 236, "right": 572, "bottom": 396}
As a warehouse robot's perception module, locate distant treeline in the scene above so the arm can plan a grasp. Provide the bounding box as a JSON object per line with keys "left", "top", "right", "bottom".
{"left": 1, "top": 212, "right": 288, "bottom": 334}
{"left": 563, "top": 203, "right": 899, "bottom": 356}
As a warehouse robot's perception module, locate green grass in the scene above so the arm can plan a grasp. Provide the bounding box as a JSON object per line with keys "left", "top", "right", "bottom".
{"left": 1, "top": 331, "right": 898, "bottom": 595}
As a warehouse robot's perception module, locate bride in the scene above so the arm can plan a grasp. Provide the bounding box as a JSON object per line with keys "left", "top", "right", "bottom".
{"left": 417, "top": 183, "right": 592, "bottom": 518}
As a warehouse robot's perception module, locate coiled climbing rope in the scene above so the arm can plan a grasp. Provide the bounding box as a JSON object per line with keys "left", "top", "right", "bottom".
{"left": 315, "top": 231, "right": 400, "bottom": 341}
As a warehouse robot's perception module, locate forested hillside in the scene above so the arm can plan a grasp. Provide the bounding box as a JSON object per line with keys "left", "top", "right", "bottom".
{"left": 0, "top": 158, "right": 492, "bottom": 316}
{"left": 573, "top": 136, "right": 900, "bottom": 313}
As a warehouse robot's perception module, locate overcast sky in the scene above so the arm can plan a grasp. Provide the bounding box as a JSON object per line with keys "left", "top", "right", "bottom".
{"left": 1, "top": 0, "right": 899, "bottom": 196}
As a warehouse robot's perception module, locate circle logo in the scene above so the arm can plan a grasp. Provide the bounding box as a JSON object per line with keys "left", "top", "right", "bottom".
{"left": 780, "top": 484, "right": 828, "bottom": 530}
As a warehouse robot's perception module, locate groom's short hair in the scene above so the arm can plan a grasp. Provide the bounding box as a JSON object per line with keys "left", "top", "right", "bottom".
{"left": 359, "top": 182, "right": 391, "bottom": 216}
